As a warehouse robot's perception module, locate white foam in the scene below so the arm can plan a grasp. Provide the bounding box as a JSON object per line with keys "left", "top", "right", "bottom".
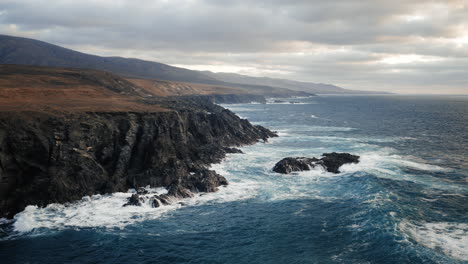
{"left": 13, "top": 189, "right": 176, "bottom": 233}
{"left": 7, "top": 114, "right": 459, "bottom": 237}
{"left": 399, "top": 220, "right": 468, "bottom": 261}
{"left": 0, "top": 217, "right": 13, "bottom": 225}
{"left": 340, "top": 152, "right": 450, "bottom": 174}
{"left": 266, "top": 102, "right": 312, "bottom": 105}
{"left": 11, "top": 176, "right": 260, "bottom": 234}
{"left": 390, "top": 155, "right": 450, "bottom": 172}
{"left": 275, "top": 125, "right": 356, "bottom": 133}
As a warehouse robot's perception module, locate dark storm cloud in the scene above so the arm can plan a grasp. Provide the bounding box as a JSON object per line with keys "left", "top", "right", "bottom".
{"left": 0, "top": 0, "right": 467, "bottom": 93}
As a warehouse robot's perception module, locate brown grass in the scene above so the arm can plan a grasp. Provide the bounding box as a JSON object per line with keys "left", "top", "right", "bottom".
{"left": 0, "top": 65, "right": 168, "bottom": 113}
{"left": 127, "top": 78, "right": 248, "bottom": 96}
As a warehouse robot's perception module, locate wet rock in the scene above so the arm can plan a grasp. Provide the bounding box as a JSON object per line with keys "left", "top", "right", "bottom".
{"left": 167, "top": 184, "right": 194, "bottom": 199}
{"left": 273, "top": 152, "right": 360, "bottom": 174}
{"left": 185, "top": 169, "right": 228, "bottom": 193}
{"left": 272, "top": 157, "right": 320, "bottom": 174}
{"left": 223, "top": 147, "right": 244, "bottom": 154}
{"left": 157, "top": 194, "right": 171, "bottom": 205}
{"left": 123, "top": 194, "right": 143, "bottom": 207}
{"left": 136, "top": 187, "right": 148, "bottom": 195}
{"left": 151, "top": 194, "right": 172, "bottom": 208}
{"left": 321, "top": 152, "right": 360, "bottom": 173}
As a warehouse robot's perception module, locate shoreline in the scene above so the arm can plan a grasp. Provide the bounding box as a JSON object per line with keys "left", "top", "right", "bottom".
{"left": 0, "top": 95, "right": 277, "bottom": 219}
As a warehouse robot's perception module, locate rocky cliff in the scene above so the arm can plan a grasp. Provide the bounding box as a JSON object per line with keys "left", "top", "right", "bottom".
{"left": 0, "top": 97, "right": 276, "bottom": 218}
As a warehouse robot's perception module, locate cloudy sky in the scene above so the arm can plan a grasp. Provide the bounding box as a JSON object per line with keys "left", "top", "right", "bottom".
{"left": 1, "top": 0, "right": 467, "bottom": 94}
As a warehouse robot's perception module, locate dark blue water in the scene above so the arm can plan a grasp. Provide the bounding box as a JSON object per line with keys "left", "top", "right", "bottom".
{"left": 1, "top": 95, "right": 467, "bottom": 263}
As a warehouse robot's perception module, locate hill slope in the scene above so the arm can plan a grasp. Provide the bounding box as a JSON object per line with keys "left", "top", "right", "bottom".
{"left": 0, "top": 35, "right": 314, "bottom": 97}
{"left": 0, "top": 34, "right": 385, "bottom": 95}
{"left": 0, "top": 64, "right": 171, "bottom": 113}
{"left": 0, "top": 35, "right": 218, "bottom": 84}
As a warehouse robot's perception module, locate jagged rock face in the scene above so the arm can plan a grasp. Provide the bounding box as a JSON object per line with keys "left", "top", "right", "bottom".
{"left": 0, "top": 98, "right": 276, "bottom": 218}
{"left": 124, "top": 169, "right": 228, "bottom": 208}
{"left": 273, "top": 153, "right": 360, "bottom": 174}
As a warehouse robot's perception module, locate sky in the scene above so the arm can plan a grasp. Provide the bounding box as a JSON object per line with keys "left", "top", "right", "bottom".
{"left": 1, "top": 0, "right": 467, "bottom": 94}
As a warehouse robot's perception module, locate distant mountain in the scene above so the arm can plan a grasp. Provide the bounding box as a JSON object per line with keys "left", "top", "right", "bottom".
{"left": 0, "top": 34, "right": 384, "bottom": 95}
{"left": 203, "top": 71, "right": 388, "bottom": 94}
{"left": 0, "top": 34, "right": 218, "bottom": 84}
{"left": 0, "top": 35, "right": 313, "bottom": 97}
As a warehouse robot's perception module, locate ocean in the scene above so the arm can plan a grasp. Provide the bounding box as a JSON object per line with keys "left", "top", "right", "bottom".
{"left": 1, "top": 95, "right": 467, "bottom": 263}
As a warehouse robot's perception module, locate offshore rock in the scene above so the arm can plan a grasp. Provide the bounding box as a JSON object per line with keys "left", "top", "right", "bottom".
{"left": 320, "top": 152, "right": 360, "bottom": 173}
{"left": 272, "top": 157, "right": 320, "bottom": 174}
{"left": 273, "top": 152, "right": 360, "bottom": 174}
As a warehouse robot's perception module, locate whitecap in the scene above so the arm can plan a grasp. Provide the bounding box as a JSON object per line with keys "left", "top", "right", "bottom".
{"left": 275, "top": 125, "right": 357, "bottom": 133}
{"left": 399, "top": 220, "right": 468, "bottom": 261}
{"left": 0, "top": 218, "right": 13, "bottom": 225}
{"left": 389, "top": 156, "right": 450, "bottom": 172}
{"left": 11, "top": 176, "right": 261, "bottom": 234}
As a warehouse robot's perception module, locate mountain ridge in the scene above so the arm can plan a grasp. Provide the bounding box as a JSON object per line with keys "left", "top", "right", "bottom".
{"left": 0, "top": 34, "right": 386, "bottom": 94}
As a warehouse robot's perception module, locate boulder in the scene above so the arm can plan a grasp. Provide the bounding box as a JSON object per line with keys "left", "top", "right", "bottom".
{"left": 166, "top": 184, "right": 194, "bottom": 199}
{"left": 321, "top": 152, "right": 360, "bottom": 173}
{"left": 273, "top": 152, "right": 360, "bottom": 174}
{"left": 272, "top": 157, "right": 320, "bottom": 174}
{"left": 123, "top": 194, "right": 143, "bottom": 207}
{"left": 150, "top": 194, "right": 172, "bottom": 208}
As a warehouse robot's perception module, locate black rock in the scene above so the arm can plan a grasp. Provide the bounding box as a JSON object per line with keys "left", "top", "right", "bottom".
{"left": 150, "top": 194, "right": 172, "bottom": 208}
{"left": 151, "top": 194, "right": 172, "bottom": 208}
{"left": 273, "top": 152, "right": 360, "bottom": 174}
{"left": 184, "top": 169, "right": 228, "bottom": 193}
{"left": 123, "top": 194, "right": 143, "bottom": 207}
{"left": 166, "top": 184, "right": 194, "bottom": 199}
{"left": 272, "top": 157, "right": 320, "bottom": 174}
{"left": 136, "top": 187, "right": 148, "bottom": 195}
{"left": 320, "top": 152, "right": 360, "bottom": 173}
{"left": 157, "top": 194, "right": 171, "bottom": 205}
{"left": 223, "top": 147, "right": 244, "bottom": 154}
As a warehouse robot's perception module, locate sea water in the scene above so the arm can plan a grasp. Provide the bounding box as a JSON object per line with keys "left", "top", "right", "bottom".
{"left": 0, "top": 95, "right": 467, "bottom": 263}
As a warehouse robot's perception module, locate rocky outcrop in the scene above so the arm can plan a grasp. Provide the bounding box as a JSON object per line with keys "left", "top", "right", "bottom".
{"left": 0, "top": 97, "right": 276, "bottom": 218}
{"left": 273, "top": 153, "right": 360, "bottom": 174}
{"left": 272, "top": 157, "right": 321, "bottom": 174}
{"left": 320, "top": 153, "right": 360, "bottom": 173}
{"left": 123, "top": 194, "right": 144, "bottom": 207}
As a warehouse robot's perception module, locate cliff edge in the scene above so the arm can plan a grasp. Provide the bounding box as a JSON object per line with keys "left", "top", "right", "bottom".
{"left": 0, "top": 65, "right": 276, "bottom": 218}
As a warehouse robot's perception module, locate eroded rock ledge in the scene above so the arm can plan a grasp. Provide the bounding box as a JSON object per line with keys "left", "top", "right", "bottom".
{"left": 0, "top": 97, "right": 276, "bottom": 218}
{"left": 273, "top": 153, "right": 360, "bottom": 174}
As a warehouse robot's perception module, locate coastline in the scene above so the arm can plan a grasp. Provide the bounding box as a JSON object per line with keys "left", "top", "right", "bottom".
{"left": 0, "top": 96, "right": 277, "bottom": 219}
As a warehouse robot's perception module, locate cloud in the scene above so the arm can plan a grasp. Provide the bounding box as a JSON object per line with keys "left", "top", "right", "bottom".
{"left": 0, "top": 0, "right": 467, "bottom": 93}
